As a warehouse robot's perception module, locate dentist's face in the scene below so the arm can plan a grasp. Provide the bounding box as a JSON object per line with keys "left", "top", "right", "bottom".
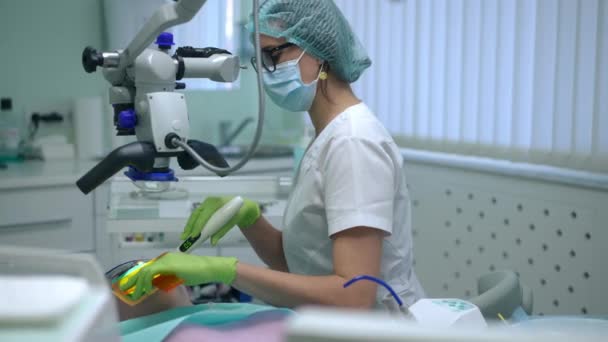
{"left": 259, "top": 34, "right": 323, "bottom": 84}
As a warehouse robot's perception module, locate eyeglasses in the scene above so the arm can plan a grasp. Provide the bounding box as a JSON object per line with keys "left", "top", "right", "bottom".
{"left": 251, "top": 42, "right": 296, "bottom": 73}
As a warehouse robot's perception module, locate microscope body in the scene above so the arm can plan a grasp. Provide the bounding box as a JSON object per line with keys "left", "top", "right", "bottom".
{"left": 77, "top": 44, "right": 240, "bottom": 194}
{"left": 132, "top": 48, "right": 190, "bottom": 154}
{"left": 75, "top": 0, "right": 247, "bottom": 195}
{"left": 109, "top": 46, "right": 242, "bottom": 152}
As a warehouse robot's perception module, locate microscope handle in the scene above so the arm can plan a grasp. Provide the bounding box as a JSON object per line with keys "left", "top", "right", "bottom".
{"left": 76, "top": 142, "right": 157, "bottom": 194}
{"left": 177, "top": 139, "right": 229, "bottom": 170}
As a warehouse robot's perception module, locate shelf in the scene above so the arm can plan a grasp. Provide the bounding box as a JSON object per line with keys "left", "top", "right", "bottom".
{"left": 105, "top": 176, "right": 289, "bottom": 234}
{"left": 105, "top": 205, "right": 284, "bottom": 234}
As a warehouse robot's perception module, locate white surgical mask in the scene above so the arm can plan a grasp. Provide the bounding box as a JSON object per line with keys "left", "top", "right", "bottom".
{"left": 262, "top": 50, "right": 321, "bottom": 112}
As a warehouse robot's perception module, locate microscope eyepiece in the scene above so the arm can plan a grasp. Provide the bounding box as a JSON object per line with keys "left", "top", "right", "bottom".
{"left": 82, "top": 46, "right": 104, "bottom": 73}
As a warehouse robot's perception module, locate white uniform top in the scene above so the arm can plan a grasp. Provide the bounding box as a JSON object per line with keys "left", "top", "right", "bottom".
{"left": 281, "top": 103, "right": 425, "bottom": 307}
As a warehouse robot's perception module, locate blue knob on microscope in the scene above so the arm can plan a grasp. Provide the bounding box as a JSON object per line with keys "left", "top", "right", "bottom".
{"left": 156, "top": 32, "right": 175, "bottom": 50}
{"left": 118, "top": 109, "right": 137, "bottom": 129}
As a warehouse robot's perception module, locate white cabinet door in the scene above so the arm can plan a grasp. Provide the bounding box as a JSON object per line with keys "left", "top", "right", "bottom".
{"left": 0, "top": 186, "right": 94, "bottom": 251}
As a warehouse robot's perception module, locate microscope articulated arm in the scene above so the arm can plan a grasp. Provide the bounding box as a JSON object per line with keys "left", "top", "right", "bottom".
{"left": 120, "top": 0, "right": 208, "bottom": 70}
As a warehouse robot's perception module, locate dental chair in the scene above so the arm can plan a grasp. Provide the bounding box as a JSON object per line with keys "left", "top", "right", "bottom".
{"left": 469, "top": 270, "right": 533, "bottom": 319}
{"left": 0, "top": 246, "right": 121, "bottom": 341}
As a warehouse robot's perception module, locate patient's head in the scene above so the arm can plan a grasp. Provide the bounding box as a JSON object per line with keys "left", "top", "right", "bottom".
{"left": 106, "top": 260, "right": 193, "bottom": 321}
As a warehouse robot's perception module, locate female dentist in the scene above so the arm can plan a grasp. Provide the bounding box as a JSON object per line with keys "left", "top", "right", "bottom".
{"left": 121, "top": 0, "right": 425, "bottom": 309}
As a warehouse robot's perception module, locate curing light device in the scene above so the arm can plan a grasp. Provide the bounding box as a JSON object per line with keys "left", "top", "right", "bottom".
{"left": 112, "top": 197, "right": 244, "bottom": 305}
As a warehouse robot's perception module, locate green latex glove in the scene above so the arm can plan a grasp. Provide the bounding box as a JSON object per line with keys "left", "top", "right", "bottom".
{"left": 181, "top": 196, "right": 260, "bottom": 246}
{"left": 119, "top": 253, "right": 238, "bottom": 301}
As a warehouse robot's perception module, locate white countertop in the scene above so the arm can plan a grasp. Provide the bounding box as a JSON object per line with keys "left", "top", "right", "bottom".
{"left": 0, "top": 157, "right": 294, "bottom": 190}
{"left": 177, "top": 157, "right": 294, "bottom": 177}
{"left": 0, "top": 161, "right": 98, "bottom": 190}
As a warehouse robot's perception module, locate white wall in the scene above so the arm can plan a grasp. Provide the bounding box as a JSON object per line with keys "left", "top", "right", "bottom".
{"left": 406, "top": 158, "right": 608, "bottom": 315}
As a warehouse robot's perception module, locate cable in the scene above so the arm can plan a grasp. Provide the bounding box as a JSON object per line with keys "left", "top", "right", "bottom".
{"left": 343, "top": 275, "right": 403, "bottom": 307}
{"left": 178, "top": 0, "right": 265, "bottom": 177}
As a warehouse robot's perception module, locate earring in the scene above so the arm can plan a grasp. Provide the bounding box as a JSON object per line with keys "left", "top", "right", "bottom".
{"left": 318, "top": 62, "right": 328, "bottom": 80}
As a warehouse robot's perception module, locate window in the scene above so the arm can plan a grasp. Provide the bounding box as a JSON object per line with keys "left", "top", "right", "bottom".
{"left": 333, "top": 0, "right": 607, "bottom": 173}
{"left": 104, "top": 0, "right": 240, "bottom": 91}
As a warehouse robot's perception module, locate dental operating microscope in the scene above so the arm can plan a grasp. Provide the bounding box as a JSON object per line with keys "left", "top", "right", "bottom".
{"left": 76, "top": 0, "right": 266, "bottom": 195}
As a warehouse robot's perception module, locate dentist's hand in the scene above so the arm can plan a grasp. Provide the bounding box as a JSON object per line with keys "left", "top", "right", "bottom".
{"left": 181, "top": 196, "right": 260, "bottom": 245}
{"left": 119, "top": 253, "right": 238, "bottom": 300}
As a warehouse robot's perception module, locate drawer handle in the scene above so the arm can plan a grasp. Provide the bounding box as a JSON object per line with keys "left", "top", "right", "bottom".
{"left": 0, "top": 218, "right": 72, "bottom": 230}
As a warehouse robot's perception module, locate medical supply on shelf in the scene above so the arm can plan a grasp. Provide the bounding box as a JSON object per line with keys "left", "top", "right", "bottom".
{"left": 35, "top": 134, "right": 75, "bottom": 160}
{"left": 72, "top": 96, "right": 106, "bottom": 160}
{"left": 121, "top": 233, "right": 166, "bottom": 245}
{"left": 0, "top": 98, "right": 21, "bottom": 162}
{"left": 129, "top": 185, "right": 189, "bottom": 200}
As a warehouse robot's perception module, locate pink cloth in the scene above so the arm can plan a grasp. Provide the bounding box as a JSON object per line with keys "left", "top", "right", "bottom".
{"left": 165, "top": 319, "right": 286, "bottom": 342}
{"left": 164, "top": 311, "right": 288, "bottom": 342}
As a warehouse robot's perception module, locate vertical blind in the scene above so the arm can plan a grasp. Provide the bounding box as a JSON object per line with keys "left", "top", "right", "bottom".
{"left": 333, "top": 0, "right": 607, "bottom": 173}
